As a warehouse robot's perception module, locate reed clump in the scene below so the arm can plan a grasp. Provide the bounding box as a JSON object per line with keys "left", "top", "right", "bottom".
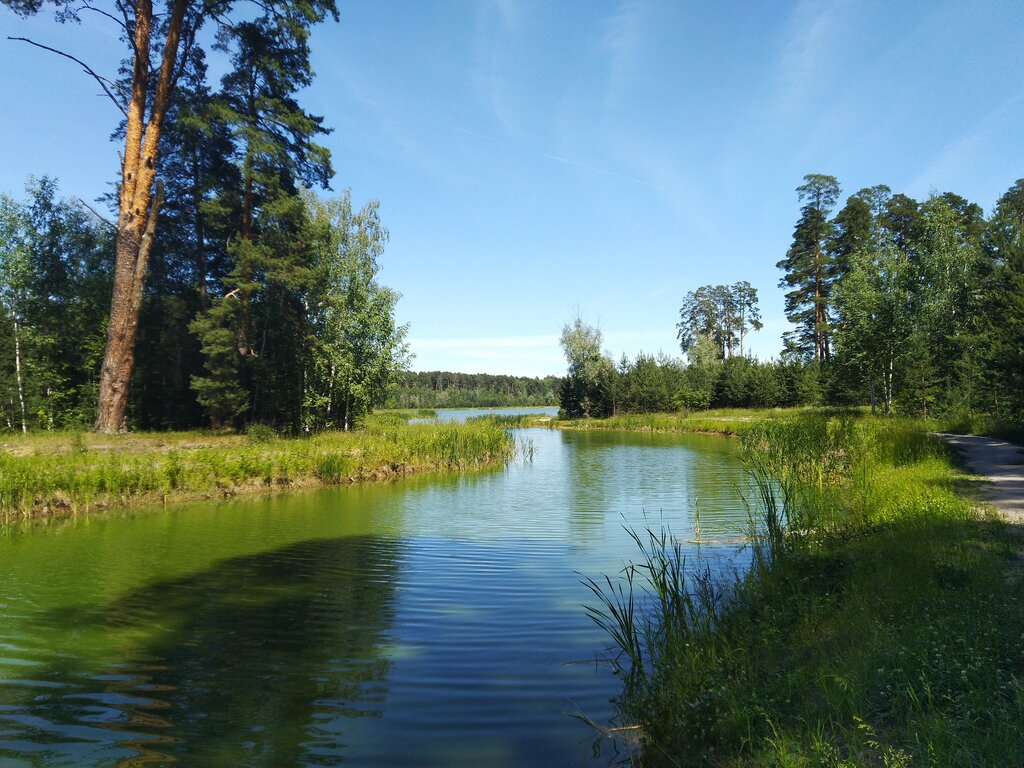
{"left": 589, "top": 413, "right": 1024, "bottom": 766}
{"left": 0, "top": 415, "right": 514, "bottom": 520}
{"left": 556, "top": 407, "right": 865, "bottom": 438}
{"left": 467, "top": 413, "right": 555, "bottom": 428}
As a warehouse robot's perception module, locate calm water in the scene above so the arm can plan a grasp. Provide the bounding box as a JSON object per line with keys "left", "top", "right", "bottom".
{"left": 0, "top": 422, "right": 752, "bottom": 767}
{"left": 414, "top": 405, "right": 560, "bottom": 422}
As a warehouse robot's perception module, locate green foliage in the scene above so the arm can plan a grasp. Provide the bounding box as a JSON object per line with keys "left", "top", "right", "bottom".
{"left": 984, "top": 179, "right": 1024, "bottom": 419}
{"left": 761, "top": 172, "right": 1022, "bottom": 423}
{"left": 617, "top": 353, "right": 680, "bottom": 413}
{"left": 778, "top": 174, "right": 841, "bottom": 362}
{"left": 302, "top": 191, "right": 410, "bottom": 431}
{"left": 558, "top": 315, "right": 615, "bottom": 418}
{"left": 388, "top": 371, "right": 560, "bottom": 409}
{"left": 674, "top": 386, "right": 711, "bottom": 411}
{"left": 0, "top": 419, "right": 515, "bottom": 519}
{"left": 0, "top": 179, "right": 112, "bottom": 431}
{"left": 190, "top": 298, "right": 248, "bottom": 428}
{"left": 677, "top": 282, "right": 762, "bottom": 359}
{"left": 588, "top": 414, "right": 1024, "bottom": 766}
{"left": 245, "top": 423, "right": 277, "bottom": 444}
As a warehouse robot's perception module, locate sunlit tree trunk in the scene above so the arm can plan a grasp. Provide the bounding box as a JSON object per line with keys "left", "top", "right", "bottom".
{"left": 94, "top": 0, "right": 188, "bottom": 433}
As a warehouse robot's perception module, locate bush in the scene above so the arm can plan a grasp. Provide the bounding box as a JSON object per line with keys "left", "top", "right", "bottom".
{"left": 245, "top": 423, "right": 277, "bottom": 444}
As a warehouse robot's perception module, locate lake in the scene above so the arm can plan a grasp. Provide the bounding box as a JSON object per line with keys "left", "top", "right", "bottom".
{"left": 0, "top": 416, "right": 753, "bottom": 767}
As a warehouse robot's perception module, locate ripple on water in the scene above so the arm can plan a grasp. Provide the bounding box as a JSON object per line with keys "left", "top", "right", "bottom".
{"left": 0, "top": 425, "right": 754, "bottom": 767}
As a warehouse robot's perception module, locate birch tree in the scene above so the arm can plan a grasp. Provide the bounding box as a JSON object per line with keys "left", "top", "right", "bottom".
{"left": 303, "top": 191, "right": 410, "bottom": 431}
{"left": 0, "top": 195, "right": 31, "bottom": 433}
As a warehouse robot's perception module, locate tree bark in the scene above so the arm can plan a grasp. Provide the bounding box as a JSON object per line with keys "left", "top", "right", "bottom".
{"left": 94, "top": 0, "right": 188, "bottom": 433}
{"left": 192, "top": 148, "right": 209, "bottom": 309}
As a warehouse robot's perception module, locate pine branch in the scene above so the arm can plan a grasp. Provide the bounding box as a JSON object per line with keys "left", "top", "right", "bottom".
{"left": 75, "top": 2, "right": 128, "bottom": 33}
{"left": 75, "top": 198, "right": 118, "bottom": 231}
{"left": 7, "top": 36, "right": 129, "bottom": 118}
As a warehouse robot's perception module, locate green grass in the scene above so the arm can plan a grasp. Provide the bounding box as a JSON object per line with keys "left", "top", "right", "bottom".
{"left": 0, "top": 414, "right": 514, "bottom": 520}
{"left": 466, "top": 413, "right": 557, "bottom": 428}
{"left": 376, "top": 408, "right": 438, "bottom": 420}
{"left": 929, "top": 412, "right": 1024, "bottom": 446}
{"left": 588, "top": 413, "right": 1024, "bottom": 766}
{"left": 555, "top": 407, "right": 866, "bottom": 437}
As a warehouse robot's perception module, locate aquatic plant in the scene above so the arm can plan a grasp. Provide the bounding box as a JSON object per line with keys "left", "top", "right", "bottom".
{"left": 0, "top": 419, "right": 515, "bottom": 520}
{"left": 587, "top": 414, "right": 1024, "bottom": 766}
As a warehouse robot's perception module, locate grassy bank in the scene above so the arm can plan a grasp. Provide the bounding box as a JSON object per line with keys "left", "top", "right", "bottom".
{"left": 0, "top": 413, "right": 515, "bottom": 520}
{"left": 589, "top": 413, "right": 1024, "bottom": 766}
{"left": 555, "top": 407, "right": 1024, "bottom": 446}
{"left": 555, "top": 407, "right": 868, "bottom": 436}
{"left": 931, "top": 412, "right": 1024, "bottom": 446}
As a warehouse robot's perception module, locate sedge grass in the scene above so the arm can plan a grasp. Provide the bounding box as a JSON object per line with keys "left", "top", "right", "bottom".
{"left": 588, "top": 413, "right": 1024, "bottom": 766}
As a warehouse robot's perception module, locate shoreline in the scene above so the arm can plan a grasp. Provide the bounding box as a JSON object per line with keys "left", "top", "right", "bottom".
{"left": 584, "top": 412, "right": 1024, "bottom": 765}
{"left": 0, "top": 419, "right": 516, "bottom": 523}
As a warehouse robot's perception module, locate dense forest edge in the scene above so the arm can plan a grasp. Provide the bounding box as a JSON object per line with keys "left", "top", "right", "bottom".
{"left": 386, "top": 371, "right": 560, "bottom": 409}
{"left": 556, "top": 175, "right": 1024, "bottom": 425}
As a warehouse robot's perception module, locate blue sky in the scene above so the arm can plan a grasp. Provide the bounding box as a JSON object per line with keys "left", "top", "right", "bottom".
{"left": 2, "top": 0, "right": 1023, "bottom": 376}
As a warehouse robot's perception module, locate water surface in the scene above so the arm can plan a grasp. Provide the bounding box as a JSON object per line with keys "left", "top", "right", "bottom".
{"left": 416, "top": 405, "right": 559, "bottom": 422}
{"left": 0, "top": 422, "right": 751, "bottom": 767}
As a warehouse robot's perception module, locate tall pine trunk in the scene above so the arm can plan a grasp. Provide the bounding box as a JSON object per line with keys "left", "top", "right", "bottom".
{"left": 94, "top": 0, "right": 188, "bottom": 433}
{"left": 192, "top": 149, "right": 209, "bottom": 309}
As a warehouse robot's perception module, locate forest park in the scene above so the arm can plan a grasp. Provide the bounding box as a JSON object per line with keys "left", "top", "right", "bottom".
{"left": 1, "top": 0, "right": 413, "bottom": 435}
{"left": 559, "top": 174, "right": 1024, "bottom": 424}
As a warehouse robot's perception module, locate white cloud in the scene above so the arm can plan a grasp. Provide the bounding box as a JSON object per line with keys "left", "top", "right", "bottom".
{"left": 601, "top": 0, "right": 647, "bottom": 111}
{"left": 777, "top": 0, "right": 844, "bottom": 102}
{"left": 408, "top": 334, "right": 564, "bottom": 376}
{"left": 905, "top": 96, "right": 1022, "bottom": 198}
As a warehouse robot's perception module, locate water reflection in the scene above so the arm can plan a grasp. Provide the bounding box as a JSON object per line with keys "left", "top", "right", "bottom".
{"left": 0, "top": 422, "right": 756, "bottom": 767}
{"left": 1, "top": 536, "right": 402, "bottom": 767}
{"left": 563, "top": 432, "right": 611, "bottom": 544}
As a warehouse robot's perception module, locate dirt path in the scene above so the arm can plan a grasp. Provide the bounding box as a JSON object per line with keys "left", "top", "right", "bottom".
{"left": 938, "top": 434, "right": 1024, "bottom": 522}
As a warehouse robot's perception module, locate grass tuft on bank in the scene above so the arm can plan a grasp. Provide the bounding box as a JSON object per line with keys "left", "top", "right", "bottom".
{"left": 589, "top": 413, "right": 1024, "bottom": 766}
{"left": 554, "top": 407, "right": 869, "bottom": 437}
{"left": 0, "top": 413, "right": 514, "bottom": 520}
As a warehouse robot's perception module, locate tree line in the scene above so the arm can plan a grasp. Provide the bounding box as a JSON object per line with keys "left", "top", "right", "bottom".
{"left": 780, "top": 174, "right": 1022, "bottom": 418}
{"left": 1, "top": 0, "right": 410, "bottom": 433}
{"left": 560, "top": 174, "right": 1024, "bottom": 421}
{"left": 0, "top": 180, "right": 409, "bottom": 433}
{"left": 386, "top": 371, "right": 561, "bottom": 410}
{"left": 558, "top": 314, "right": 816, "bottom": 418}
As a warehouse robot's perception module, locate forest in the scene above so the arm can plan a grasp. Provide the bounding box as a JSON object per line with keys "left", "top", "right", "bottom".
{"left": 0, "top": 0, "right": 1020, "bottom": 436}
{"left": 559, "top": 174, "right": 1024, "bottom": 423}
{"left": 386, "top": 370, "right": 560, "bottom": 409}
{"left": 0, "top": 0, "right": 410, "bottom": 434}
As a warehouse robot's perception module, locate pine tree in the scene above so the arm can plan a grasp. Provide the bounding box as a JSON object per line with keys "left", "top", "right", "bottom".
{"left": 134, "top": 48, "right": 238, "bottom": 429}
{"left": 4, "top": 0, "right": 337, "bottom": 432}
{"left": 777, "top": 174, "right": 841, "bottom": 361}
{"left": 192, "top": 1, "right": 335, "bottom": 429}
{"left": 984, "top": 180, "right": 1024, "bottom": 418}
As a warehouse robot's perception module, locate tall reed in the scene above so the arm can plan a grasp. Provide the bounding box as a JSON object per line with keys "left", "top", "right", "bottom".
{"left": 586, "top": 414, "right": 1023, "bottom": 766}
